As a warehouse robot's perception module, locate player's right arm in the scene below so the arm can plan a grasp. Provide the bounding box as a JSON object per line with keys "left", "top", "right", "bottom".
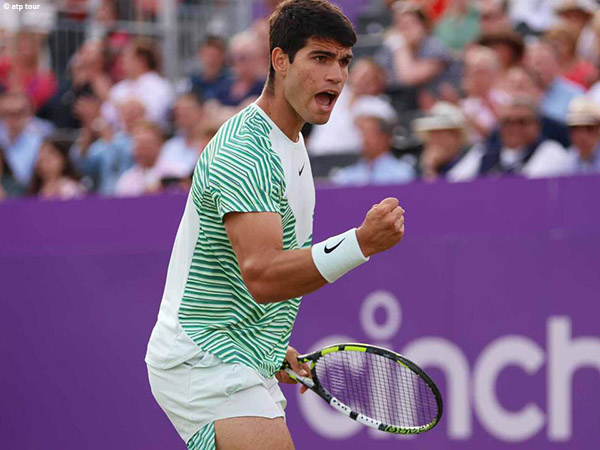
{"left": 225, "top": 197, "right": 405, "bottom": 304}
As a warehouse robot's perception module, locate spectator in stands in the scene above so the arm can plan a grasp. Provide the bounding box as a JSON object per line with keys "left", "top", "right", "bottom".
{"left": 0, "top": 31, "right": 57, "bottom": 112}
{"left": 434, "top": 0, "right": 481, "bottom": 52}
{"left": 376, "top": 2, "right": 459, "bottom": 94}
{"left": 525, "top": 40, "right": 584, "bottom": 123}
{"left": 29, "top": 137, "right": 85, "bottom": 200}
{"left": 214, "top": 32, "right": 265, "bottom": 108}
{"left": 508, "top": 0, "right": 556, "bottom": 36}
{"left": 460, "top": 46, "right": 507, "bottom": 142}
{"left": 101, "top": 39, "right": 174, "bottom": 130}
{"left": 472, "top": 96, "right": 569, "bottom": 178}
{"left": 0, "top": 145, "right": 20, "bottom": 199}
{"left": 89, "top": 0, "right": 131, "bottom": 83}
{"left": 0, "top": 92, "right": 45, "bottom": 190}
{"left": 189, "top": 35, "right": 231, "bottom": 103}
{"left": 587, "top": 11, "right": 600, "bottom": 66}
{"left": 330, "top": 96, "right": 415, "bottom": 186}
{"left": 157, "top": 93, "right": 205, "bottom": 176}
{"left": 487, "top": 66, "right": 572, "bottom": 150}
{"left": 413, "top": 101, "right": 475, "bottom": 181}
{"left": 308, "top": 58, "right": 390, "bottom": 156}
{"left": 356, "top": 0, "right": 396, "bottom": 35}
{"left": 553, "top": 0, "right": 598, "bottom": 64}
{"left": 477, "top": 27, "right": 525, "bottom": 74}
{"left": 544, "top": 22, "right": 597, "bottom": 89}
{"left": 115, "top": 121, "right": 188, "bottom": 197}
{"left": 563, "top": 97, "right": 600, "bottom": 174}
{"left": 70, "top": 98, "right": 143, "bottom": 195}
{"left": 49, "top": 40, "right": 112, "bottom": 129}
{"left": 478, "top": 0, "right": 511, "bottom": 35}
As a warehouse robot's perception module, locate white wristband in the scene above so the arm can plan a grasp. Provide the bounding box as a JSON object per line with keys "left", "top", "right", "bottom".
{"left": 311, "top": 228, "right": 370, "bottom": 283}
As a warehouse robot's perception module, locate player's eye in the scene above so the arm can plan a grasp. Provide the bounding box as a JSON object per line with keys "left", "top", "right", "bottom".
{"left": 340, "top": 59, "right": 351, "bottom": 68}
{"left": 314, "top": 56, "right": 327, "bottom": 63}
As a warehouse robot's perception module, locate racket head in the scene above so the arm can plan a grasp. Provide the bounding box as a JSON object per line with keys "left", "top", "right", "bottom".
{"left": 298, "top": 343, "right": 443, "bottom": 434}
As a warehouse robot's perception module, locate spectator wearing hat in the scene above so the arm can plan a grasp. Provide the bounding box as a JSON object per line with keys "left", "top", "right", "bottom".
{"left": 413, "top": 101, "right": 478, "bottom": 182}
{"left": 308, "top": 58, "right": 390, "bottom": 156}
{"left": 329, "top": 99, "right": 415, "bottom": 186}
{"left": 508, "top": 0, "right": 556, "bottom": 36}
{"left": 474, "top": 96, "right": 569, "bottom": 178}
{"left": 477, "top": 26, "right": 525, "bottom": 74}
{"left": 563, "top": 97, "right": 600, "bottom": 174}
{"left": 525, "top": 40, "right": 584, "bottom": 123}
{"left": 544, "top": 22, "right": 597, "bottom": 89}
{"left": 376, "top": 2, "right": 460, "bottom": 94}
{"left": 553, "top": 0, "right": 598, "bottom": 64}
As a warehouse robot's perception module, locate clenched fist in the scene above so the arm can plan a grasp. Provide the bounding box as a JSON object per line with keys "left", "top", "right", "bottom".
{"left": 356, "top": 197, "right": 405, "bottom": 257}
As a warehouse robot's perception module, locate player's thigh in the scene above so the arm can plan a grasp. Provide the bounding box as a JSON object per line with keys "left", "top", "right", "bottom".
{"left": 214, "top": 416, "right": 294, "bottom": 450}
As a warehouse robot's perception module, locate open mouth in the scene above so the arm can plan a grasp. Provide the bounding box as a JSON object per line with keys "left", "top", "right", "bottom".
{"left": 315, "top": 90, "right": 339, "bottom": 109}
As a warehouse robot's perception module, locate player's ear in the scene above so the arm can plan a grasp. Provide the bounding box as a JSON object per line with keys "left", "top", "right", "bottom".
{"left": 272, "top": 47, "right": 289, "bottom": 78}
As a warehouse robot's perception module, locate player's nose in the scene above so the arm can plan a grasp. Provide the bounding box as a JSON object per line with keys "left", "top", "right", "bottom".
{"left": 325, "top": 64, "right": 344, "bottom": 84}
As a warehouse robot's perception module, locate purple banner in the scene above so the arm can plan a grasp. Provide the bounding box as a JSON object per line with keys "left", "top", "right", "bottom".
{"left": 1, "top": 176, "right": 600, "bottom": 449}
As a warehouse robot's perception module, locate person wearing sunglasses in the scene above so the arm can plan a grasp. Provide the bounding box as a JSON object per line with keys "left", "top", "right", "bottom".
{"left": 478, "top": 96, "right": 570, "bottom": 178}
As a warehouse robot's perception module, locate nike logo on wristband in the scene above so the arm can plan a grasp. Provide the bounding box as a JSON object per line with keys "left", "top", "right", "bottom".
{"left": 298, "top": 163, "right": 305, "bottom": 176}
{"left": 324, "top": 238, "right": 345, "bottom": 254}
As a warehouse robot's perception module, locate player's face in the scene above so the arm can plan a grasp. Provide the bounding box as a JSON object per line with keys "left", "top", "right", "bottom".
{"left": 283, "top": 38, "right": 353, "bottom": 125}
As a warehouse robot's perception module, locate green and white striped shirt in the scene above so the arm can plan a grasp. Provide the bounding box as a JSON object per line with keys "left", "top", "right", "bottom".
{"left": 146, "top": 104, "right": 315, "bottom": 378}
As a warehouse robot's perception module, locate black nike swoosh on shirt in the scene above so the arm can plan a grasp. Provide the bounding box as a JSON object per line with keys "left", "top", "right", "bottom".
{"left": 324, "top": 238, "right": 345, "bottom": 254}
{"left": 298, "top": 163, "right": 305, "bottom": 176}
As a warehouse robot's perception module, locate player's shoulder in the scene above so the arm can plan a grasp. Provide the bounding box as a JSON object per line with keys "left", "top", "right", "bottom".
{"left": 214, "top": 104, "right": 273, "bottom": 154}
{"left": 201, "top": 104, "right": 282, "bottom": 175}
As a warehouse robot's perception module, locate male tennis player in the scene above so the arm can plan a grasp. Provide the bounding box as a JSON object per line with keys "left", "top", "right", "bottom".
{"left": 145, "top": 1, "right": 405, "bottom": 449}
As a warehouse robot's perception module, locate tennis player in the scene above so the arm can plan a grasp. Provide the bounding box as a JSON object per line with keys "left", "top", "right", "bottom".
{"left": 145, "top": 1, "right": 405, "bottom": 448}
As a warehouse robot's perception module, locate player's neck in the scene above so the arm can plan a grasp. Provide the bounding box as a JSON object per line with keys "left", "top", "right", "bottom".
{"left": 256, "top": 90, "right": 303, "bottom": 143}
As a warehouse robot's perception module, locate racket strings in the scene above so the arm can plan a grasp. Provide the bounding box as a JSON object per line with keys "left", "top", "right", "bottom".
{"left": 316, "top": 351, "right": 438, "bottom": 428}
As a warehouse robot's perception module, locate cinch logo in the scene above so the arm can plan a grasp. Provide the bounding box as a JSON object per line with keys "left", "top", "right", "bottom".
{"left": 296, "top": 291, "right": 600, "bottom": 443}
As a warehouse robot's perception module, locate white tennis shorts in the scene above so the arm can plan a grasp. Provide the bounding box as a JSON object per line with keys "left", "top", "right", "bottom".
{"left": 147, "top": 350, "right": 287, "bottom": 444}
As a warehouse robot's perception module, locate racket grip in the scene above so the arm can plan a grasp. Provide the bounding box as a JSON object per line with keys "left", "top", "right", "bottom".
{"left": 284, "top": 367, "right": 315, "bottom": 389}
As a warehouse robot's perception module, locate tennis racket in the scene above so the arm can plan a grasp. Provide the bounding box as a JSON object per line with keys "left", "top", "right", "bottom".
{"left": 283, "top": 343, "right": 443, "bottom": 434}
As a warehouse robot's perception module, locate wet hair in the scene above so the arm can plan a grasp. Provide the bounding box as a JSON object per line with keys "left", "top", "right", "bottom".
{"left": 266, "top": 0, "right": 357, "bottom": 89}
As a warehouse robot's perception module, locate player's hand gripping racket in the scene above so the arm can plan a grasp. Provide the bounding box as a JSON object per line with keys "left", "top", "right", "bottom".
{"left": 282, "top": 343, "right": 443, "bottom": 434}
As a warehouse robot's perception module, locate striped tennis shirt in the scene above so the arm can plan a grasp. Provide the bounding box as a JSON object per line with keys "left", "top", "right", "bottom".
{"left": 145, "top": 103, "right": 315, "bottom": 378}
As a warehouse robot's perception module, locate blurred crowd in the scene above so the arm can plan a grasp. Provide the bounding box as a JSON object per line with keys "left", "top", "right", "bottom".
{"left": 2, "top": 0, "right": 600, "bottom": 202}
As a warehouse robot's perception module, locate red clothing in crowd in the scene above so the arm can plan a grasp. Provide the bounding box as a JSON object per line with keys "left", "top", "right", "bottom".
{"left": 0, "top": 57, "right": 58, "bottom": 111}
{"left": 563, "top": 60, "right": 598, "bottom": 90}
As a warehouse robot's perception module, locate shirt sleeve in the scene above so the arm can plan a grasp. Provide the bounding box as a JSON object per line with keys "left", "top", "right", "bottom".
{"left": 209, "top": 145, "right": 284, "bottom": 219}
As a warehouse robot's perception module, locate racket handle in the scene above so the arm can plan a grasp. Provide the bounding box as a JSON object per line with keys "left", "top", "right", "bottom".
{"left": 284, "top": 367, "right": 315, "bottom": 389}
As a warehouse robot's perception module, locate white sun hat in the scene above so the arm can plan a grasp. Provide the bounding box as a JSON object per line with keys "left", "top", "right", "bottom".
{"left": 566, "top": 96, "right": 600, "bottom": 126}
